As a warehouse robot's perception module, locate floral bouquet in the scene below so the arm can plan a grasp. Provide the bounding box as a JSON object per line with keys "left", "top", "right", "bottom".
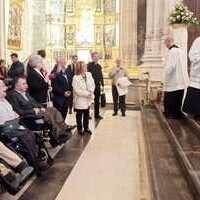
{"left": 169, "top": 2, "right": 199, "bottom": 25}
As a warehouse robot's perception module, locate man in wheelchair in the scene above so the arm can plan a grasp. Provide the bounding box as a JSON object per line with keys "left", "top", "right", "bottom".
{"left": 6, "top": 77, "right": 76, "bottom": 147}
{"left": 0, "top": 80, "right": 52, "bottom": 176}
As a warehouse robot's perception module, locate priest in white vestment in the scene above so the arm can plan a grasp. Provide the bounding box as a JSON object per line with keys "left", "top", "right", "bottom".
{"left": 183, "top": 36, "right": 200, "bottom": 119}
{"left": 163, "top": 37, "right": 189, "bottom": 119}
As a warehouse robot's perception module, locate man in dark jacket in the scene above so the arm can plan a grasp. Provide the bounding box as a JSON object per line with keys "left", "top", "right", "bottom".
{"left": 52, "top": 58, "right": 72, "bottom": 119}
{"left": 8, "top": 53, "right": 24, "bottom": 79}
{"left": 87, "top": 52, "right": 104, "bottom": 119}
{"left": 7, "top": 77, "right": 75, "bottom": 146}
{"left": 67, "top": 55, "right": 78, "bottom": 114}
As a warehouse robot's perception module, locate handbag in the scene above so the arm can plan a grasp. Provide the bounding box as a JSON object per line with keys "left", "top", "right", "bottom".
{"left": 101, "top": 92, "right": 106, "bottom": 108}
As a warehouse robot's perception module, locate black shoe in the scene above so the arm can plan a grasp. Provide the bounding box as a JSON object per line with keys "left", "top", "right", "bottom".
{"left": 15, "top": 161, "right": 29, "bottom": 173}
{"left": 122, "top": 113, "right": 126, "bottom": 117}
{"left": 49, "top": 139, "right": 59, "bottom": 148}
{"left": 78, "top": 130, "right": 84, "bottom": 135}
{"left": 112, "top": 112, "right": 118, "bottom": 116}
{"left": 95, "top": 115, "right": 103, "bottom": 120}
{"left": 84, "top": 129, "right": 92, "bottom": 135}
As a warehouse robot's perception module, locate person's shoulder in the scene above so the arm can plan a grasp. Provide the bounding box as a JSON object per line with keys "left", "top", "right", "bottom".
{"left": 86, "top": 72, "right": 92, "bottom": 76}
{"left": 18, "top": 61, "right": 24, "bottom": 66}
{"left": 87, "top": 62, "right": 93, "bottom": 67}
{"left": 194, "top": 37, "right": 200, "bottom": 44}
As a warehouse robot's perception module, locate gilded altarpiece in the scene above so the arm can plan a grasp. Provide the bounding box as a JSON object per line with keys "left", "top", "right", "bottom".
{"left": 7, "top": 0, "right": 25, "bottom": 50}
{"left": 47, "top": 0, "right": 119, "bottom": 70}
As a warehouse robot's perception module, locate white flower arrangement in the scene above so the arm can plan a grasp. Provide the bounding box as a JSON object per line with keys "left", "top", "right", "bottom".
{"left": 169, "top": 3, "right": 199, "bottom": 25}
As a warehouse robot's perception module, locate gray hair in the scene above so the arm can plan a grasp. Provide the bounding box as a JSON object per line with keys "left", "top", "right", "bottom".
{"left": 29, "top": 55, "right": 43, "bottom": 67}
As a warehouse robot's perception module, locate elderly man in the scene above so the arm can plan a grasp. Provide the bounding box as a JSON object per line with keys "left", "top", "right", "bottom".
{"left": 87, "top": 52, "right": 104, "bottom": 120}
{"left": 6, "top": 76, "right": 75, "bottom": 147}
{"left": 109, "top": 59, "right": 129, "bottom": 116}
{"left": 0, "top": 80, "right": 40, "bottom": 172}
{"left": 163, "top": 37, "right": 189, "bottom": 119}
{"left": 183, "top": 36, "right": 200, "bottom": 119}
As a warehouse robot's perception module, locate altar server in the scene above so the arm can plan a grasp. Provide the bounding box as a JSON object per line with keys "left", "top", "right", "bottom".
{"left": 163, "top": 37, "right": 189, "bottom": 119}
{"left": 183, "top": 37, "right": 200, "bottom": 119}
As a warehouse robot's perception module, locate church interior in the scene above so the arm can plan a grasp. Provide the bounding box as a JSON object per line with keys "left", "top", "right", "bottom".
{"left": 1, "top": 0, "right": 200, "bottom": 199}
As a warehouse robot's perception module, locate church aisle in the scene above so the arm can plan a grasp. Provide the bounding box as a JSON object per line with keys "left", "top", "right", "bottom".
{"left": 56, "top": 110, "right": 151, "bottom": 200}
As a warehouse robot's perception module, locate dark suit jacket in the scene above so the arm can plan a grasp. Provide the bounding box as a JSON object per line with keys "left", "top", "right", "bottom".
{"left": 52, "top": 69, "right": 72, "bottom": 107}
{"left": 8, "top": 61, "right": 24, "bottom": 79}
{"left": 6, "top": 90, "right": 42, "bottom": 116}
{"left": 67, "top": 63, "right": 75, "bottom": 77}
{"left": 87, "top": 62, "right": 104, "bottom": 89}
{"left": 27, "top": 68, "right": 49, "bottom": 104}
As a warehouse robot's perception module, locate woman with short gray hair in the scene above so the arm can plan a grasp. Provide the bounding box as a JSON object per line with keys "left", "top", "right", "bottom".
{"left": 27, "top": 55, "right": 49, "bottom": 105}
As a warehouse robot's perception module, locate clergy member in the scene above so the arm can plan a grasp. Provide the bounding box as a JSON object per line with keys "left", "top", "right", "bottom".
{"left": 163, "top": 37, "right": 189, "bottom": 119}
{"left": 183, "top": 37, "right": 200, "bottom": 119}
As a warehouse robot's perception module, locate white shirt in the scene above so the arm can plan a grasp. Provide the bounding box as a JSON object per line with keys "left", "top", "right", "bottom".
{"left": 0, "top": 98, "right": 18, "bottom": 124}
{"left": 189, "top": 37, "right": 200, "bottom": 89}
{"left": 164, "top": 47, "right": 189, "bottom": 92}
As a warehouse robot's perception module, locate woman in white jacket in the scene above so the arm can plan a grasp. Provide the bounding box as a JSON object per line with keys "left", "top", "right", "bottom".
{"left": 72, "top": 61, "right": 95, "bottom": 135}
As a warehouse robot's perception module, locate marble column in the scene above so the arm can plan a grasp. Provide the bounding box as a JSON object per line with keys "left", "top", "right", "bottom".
{"left": 141, "top": 0, "right": 165, "bottom": 81}
{"left": 0, "top": 0, "right": 6, "bottom": 59}
{"left": 120, "top": 0, "right": 138, "bottom": 67}
{"left": 32, "top": 0, "right": 47, "bottom": 51}
{"left": 141, "top": 0, "right": 181, "bottom": 81}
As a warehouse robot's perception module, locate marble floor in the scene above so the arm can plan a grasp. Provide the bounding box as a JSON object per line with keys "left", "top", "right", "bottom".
{"left": 56, "top": 110, "right": 151, "bottom": 200}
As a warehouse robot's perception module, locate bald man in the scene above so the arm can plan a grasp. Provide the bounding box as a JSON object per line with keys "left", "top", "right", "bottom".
{"left": 109, "top": 59, "right": 129, "bottom": 116}
{"left": 163, "top": 37, "right": 189, "bottom": 119}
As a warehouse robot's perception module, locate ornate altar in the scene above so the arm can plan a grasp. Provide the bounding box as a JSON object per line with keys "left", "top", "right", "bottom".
{"left": 46, "top": 0, "right": 120, "bottom": 72}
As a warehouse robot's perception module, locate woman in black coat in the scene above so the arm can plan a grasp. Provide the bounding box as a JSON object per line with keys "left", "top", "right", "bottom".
{"left": 27, "top": 55, "right": 49, "bottom": 106}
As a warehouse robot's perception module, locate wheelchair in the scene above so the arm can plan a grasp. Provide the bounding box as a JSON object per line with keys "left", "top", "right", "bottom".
{"left": 0, "top": 118, "right": 53, "bottom": 176}
{"left": 19, "top": 115, "right": 54, "bottom": 167}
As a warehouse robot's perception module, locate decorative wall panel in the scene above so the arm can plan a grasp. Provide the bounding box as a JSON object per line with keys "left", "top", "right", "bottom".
{"left": 7, "top": 0, "right": 24, "bottom": 50}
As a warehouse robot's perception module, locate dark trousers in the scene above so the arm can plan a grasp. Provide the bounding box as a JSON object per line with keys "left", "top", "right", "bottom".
{"left": 164, "top": 89, "right": 184, "bottom": 118}
{"left": 53, "top": 99, "right": 69, "bottom": 120}
{"left": 94, "top": 87, "right": 101, "bottom": 117}
{"left": 112, "top": 85, "right": 126, "bottom": 114}
{"left": 76, "top": 109, "right": 89, "bottom": 131}
{"left": 68, "top": 94, "right": 73, "bottom": 113}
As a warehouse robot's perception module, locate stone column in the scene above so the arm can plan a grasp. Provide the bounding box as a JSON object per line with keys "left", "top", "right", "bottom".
{"left": 32, "top": 0, "right": 47, "bottom": 51}
{"left": 0, "top": 0, "right": 6, "bottom": 58}
{"left": 120, "top": 0, "right": 138, "bottom": 67}
{"left": 141, "top": 0, "right": 166, "bottom": 81}
{"left": 141, "top": 0, "right": 181, "bottom": 81}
